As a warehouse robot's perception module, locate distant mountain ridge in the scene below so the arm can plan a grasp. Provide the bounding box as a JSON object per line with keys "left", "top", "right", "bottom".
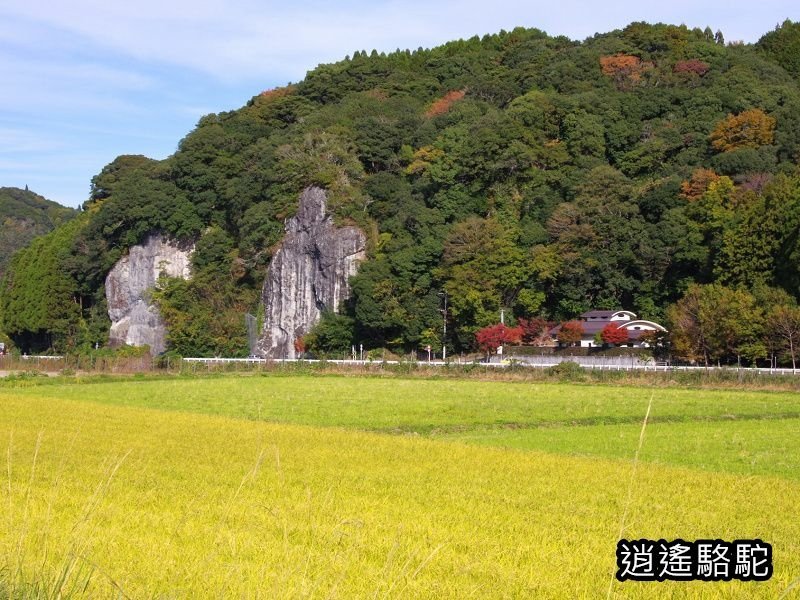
{"left": 0, "top": 187, "right": 78, "bottom": 278}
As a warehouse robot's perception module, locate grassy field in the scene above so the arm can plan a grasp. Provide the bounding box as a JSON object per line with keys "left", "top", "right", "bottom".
{"left": 1, "top": 374, "right": 799, "bottom": 597}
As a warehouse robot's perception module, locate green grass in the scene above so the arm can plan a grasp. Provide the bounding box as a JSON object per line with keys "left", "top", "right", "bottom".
{"left": 10, "top": 376, "right": 800, "bottom": 477}
{"left": 2, "top": 375, "right": 800, "bottom": 597}
{"left": 442, "top": 418, "right": 800, "bottom": 479}
{"left": 12, "top": 375, "right": 800, "bottom": 428}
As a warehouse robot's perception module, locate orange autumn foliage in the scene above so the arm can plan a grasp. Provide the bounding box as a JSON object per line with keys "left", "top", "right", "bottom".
{"left": 258, "top": 85, "right": 295, "bottom": 101}
{"left": 709, "top": 108, "right": 776, "bottom": 153}
{"left": 599, "top": 54, "right": 652, "bottom": 88}
{"left": 680, "top": 168, "right": 721, "bottom": 200}
{"left": 557, "top": 321, "right": 584, "bottom": 346}
{"left": 425, "top": 89, "right": 466, "bottom": 117}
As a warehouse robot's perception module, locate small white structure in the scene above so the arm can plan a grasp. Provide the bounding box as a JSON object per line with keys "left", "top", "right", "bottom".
{"left": 551, "top": 309, "right": 667, "bottom": 348}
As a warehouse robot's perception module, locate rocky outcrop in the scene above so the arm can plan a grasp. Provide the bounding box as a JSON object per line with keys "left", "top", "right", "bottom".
{"left": 106, "top": 234, "right": 193, "bottom": 355}
{"left": 257, "top": 187, "right": 366, "bottom": 358}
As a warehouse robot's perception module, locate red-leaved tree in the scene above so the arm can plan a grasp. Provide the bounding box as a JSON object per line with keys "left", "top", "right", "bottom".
{"left": 557, "top": 321, "right": 584, "bottom": 346}
{"left": 673, "top": 59, "right": 710, "bottom": 76}
{"left": 601, "top": 323, "right": 629, "bottom": 345}
{"left": 517, "top": 317, "right": 551, "bottom": 346}
{"left": 475, "top": 324, "right": 523, "bottom": 354}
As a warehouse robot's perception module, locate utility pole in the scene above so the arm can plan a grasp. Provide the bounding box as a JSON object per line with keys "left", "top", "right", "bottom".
{"left": 498, "top": 308, "right": 506, "bottom": 357}
{"left": 439, "top": 291, "right": 448, "bottom": 361}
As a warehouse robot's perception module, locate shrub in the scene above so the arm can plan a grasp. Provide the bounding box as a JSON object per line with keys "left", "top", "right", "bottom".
{"left": 546, "top": 361, "right": 585, "bottom": 380}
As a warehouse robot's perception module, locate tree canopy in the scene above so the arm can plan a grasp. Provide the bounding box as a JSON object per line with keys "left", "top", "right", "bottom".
{"left": 0, "top": 187, "right": 77, "bottom": 279}
{"left": 4, "top": 22, "right": 800, "bottom": 357}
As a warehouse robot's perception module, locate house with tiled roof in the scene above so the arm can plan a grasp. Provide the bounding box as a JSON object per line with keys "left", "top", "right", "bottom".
{"left": 549, "top": 309, "right": 667, "bottom": 348}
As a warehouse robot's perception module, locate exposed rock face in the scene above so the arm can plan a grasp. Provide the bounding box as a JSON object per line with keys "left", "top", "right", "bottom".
{"left": 257, "top": 187, "right": 366, "bottom": 358}
{"left": 106, "top": 234, "right": 193, "bottom": 355}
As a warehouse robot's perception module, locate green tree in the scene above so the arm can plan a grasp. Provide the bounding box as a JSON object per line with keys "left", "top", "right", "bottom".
{"left": 6, "top": 23, "right": 800, "bottom": 359}
{"left": 0, "top": 219, "right": 88, "bottom": 352}
{"left": 765, "top": 304, "right": 800, "bottom": 370}
{"left": 758, "top": 20, "right": 800, "bottom": 79}
{"left": 0, "top": 187, "right": 78, "bottom": 279}
{"left": 304, "top": 312, "right": 356, "bottom": 356}
{"left": 152, "top": 270, "right": 255, "bottom": 358}
{"left": 667, "top": 284, "right": 764, "bottom": 366}
{"left": 437, "top": 217, "right": 531, "bottom": 347}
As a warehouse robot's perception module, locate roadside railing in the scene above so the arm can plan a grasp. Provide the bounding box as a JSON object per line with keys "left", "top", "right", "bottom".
{"left": 1, "top": 353, "right": 797, "bottom": 376}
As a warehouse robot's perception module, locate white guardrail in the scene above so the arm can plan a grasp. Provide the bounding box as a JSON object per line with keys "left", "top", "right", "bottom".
{"left": 1, "top": 355, "right": 797, "bottom": 375}
{"left": 180, "top": 357, "right": 800, "bottom": 375}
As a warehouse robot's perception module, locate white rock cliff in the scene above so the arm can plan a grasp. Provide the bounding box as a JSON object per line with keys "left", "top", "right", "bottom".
{"left": 257, "top": 187, "right": 366, "bottom": 358}
{"left": 105, "top": 234, "right": 194, "bottom": 355}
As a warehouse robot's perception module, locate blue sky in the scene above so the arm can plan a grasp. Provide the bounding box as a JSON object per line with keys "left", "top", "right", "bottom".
{"left": 1, "top": 1, "right": 796, "bottom": 208}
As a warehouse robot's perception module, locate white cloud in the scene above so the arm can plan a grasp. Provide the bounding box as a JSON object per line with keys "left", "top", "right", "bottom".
{"left": 0, "top": 52, "right": 154, "bottom": 117}
{"left": 2, "top": 0, "right": 795, "bottom": 85}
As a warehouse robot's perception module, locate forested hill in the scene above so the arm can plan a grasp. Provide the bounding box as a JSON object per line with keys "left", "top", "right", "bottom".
{"left": 0, "top": 187, "right": 77, "bottom": 278}
{"left": 3, "top": 20, "right": 800, "bottom": 357}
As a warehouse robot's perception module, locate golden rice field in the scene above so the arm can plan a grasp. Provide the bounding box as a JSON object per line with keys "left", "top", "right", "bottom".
{"left": 1, "top": 374, "right": 799, "bottom": 598}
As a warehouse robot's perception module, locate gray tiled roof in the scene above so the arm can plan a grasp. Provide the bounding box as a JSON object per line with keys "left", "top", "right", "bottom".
{"left": 580, "top": 310, "right": 617, "bottom": 319}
